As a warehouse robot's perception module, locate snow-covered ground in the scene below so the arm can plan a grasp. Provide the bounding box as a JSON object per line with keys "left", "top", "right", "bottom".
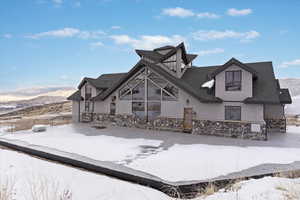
{"left": 1, "top": 148, "right": 299, "bottom": 200}
{"left": 1, "top": 124, "right": 300, "bottom": 182}
{"left": 200, "top": 177, "right": 300, "bottom": 200}
{"left": 0, "top": 148, "right": 171, "bottom": 200}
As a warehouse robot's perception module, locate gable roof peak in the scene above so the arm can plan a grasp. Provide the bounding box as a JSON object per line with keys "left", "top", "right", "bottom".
{"left": 210, "top": 57, "right": 258, "bottom": 78}
{"left": 153, "top": 45, "right": 175, "bottom": 51}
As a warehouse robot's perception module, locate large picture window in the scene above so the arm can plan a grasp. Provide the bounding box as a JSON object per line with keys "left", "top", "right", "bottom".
{"left": 119, "top": 67, "right": 178, "bottom": 120}
{"left": 225, "top": 70, "right": 241, "bottom": 91}
{"left": 132, "top": 102, "right": 145, "bottom": 119}
{"left": 225, "top": 106, "right": 241, "bottom": 121}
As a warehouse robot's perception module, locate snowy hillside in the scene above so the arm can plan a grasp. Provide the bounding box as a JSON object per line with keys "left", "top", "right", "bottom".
{"left": 0, "top": 86, "right": 75, "bottom": 113}
{"left": 0, "top": 86, "right": 75, "bottom": 102}
{"left": 279, "top": 79, "right": 300, "bottom": 115}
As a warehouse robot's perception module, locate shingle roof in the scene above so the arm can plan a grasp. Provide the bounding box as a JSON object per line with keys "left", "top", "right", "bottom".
{"left": 93, "top": 59, "right": 222, "bottom": 103}
{"left": 210, "top": 58, "right": 258, "bottom": 78}
{"left": 242, "top": 62, "right": 282, "bottom": 104}
{"left": 87, "top": 60, "right": 291, "bottom": 105}
{"left": 153, "top": 45, "right": 175, "bottom": 51}
{"left": 136, "top": 48, "right": 197, "bottom": 64}
{"left": 67, "top": 90, "right": 83, "bottom": 101}
{"left": 279, "top": 88, "right": 292, "bottom": 104}
{"left": 72, "top": 43, "right": 291, "bottom": 105}
{"left": 135, "top": 50, "right": 163, "bottom": 62}
{"left": 78, "top": 73, "right": 127, "bottom": 90}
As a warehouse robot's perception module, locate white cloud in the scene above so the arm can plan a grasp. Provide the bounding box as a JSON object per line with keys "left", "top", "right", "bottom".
{"left": 192, "top": 30, "right": 260, "bottom": 42}
{"left": 90, "top": 41, "right": 104, "bottom": 47}
{"left": 3, "top": 34, "right": 12, "bottom": 39}
{"left": 197, "top": 12, "right": 220, "bottom": 19}
{"left": 162, "top": 7, "right": 194, "bottom": 18}
{"left": 162, "top": 7, "right": 220, "bottom": 19}
{"left": 197, "top": 48, "right": 225, "bottom": 56}
{"left": 111, "top": 26, "right": 121, "bottom": 30}
{"left": 227, "top": 8, "right": 252, "bottom": 16}
{"left": 110, "top": 34, "right": 185, "bottom": 49}
{"left": 280, "top": 59, "right": 300, "bottom": 68}
{"left": 26, "top": 28, "right": 105, "bottom": 39}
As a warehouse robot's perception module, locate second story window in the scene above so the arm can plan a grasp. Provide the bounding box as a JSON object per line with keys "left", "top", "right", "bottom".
{"left": 225, "top": 70, "right": 241, "bottom": 91}
{"left": 85, "top": 84, "right": 92, "bottom": 100}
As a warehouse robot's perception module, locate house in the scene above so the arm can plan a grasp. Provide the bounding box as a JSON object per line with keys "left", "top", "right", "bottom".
{"left": 68, "top": 43, "right": 292, "bottom": 140}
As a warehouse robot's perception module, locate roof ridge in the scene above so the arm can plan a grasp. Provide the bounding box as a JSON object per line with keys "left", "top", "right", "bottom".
{"left": 192, "top": 61, "right": 273, "bottom": 69}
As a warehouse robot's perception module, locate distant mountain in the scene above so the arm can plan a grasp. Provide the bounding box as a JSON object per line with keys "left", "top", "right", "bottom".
{"left": 0, "top": 86, "right": 76, "bottom": 114}
{"left": 0, "top": 86, "right": 76, "bottom": 102}
{"left": 279, "top": 78, "right": 300, "bottom": 115}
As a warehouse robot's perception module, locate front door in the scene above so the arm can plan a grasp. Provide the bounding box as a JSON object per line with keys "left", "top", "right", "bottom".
{"left": 183, "top": 107, "right": 193, "bottom": 133}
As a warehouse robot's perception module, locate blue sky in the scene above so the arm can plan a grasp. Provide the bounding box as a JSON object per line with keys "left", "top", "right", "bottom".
{"left": 1, "top": 0, "right": 300, "bottom": 92}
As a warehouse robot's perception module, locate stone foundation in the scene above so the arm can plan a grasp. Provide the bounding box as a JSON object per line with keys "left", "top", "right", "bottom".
{"left": 85, "top": 113, "right": 267, "bottom": 140}
{"left": 93, "top": 113, "right": 184, "bottom": 132}
{"left": 192, "top": 120, "right": 267, "bottom": 140}
{"left": 81, "top": 112, "right": 93, "bottom": 122}
{"left": 265, "top": 118, "right": 286, "bottom": 133}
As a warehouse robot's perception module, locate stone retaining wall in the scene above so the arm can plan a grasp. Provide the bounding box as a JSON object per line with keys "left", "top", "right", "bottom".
{"left": 192, "top": 120, "right": 267, "bottom": 140}
{"left": 87, "top": 113, "right": 267, "bottom": 140}
{"left": 265, "top": 118, "right": 286, "bottom": 133}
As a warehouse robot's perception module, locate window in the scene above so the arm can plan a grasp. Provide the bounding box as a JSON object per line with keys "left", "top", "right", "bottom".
{"left": 162, "top": 54, "right": 177, "bottom": 73}
{"left": 110, "top": 102, "right": 116, "bottom": 115}
{"left": 85, "top": 101, "right": 90, "bottom": 112}
{"left": 132, "top": 102, "right": 145, "bottom": 119}
{"left": 119, "top": 67, "right": 179, "bottom": 120}
{"left": 225, "top": 70, "right": 241, "bottom": 91}
{"left": 85, "top": 84, "right": 92, "bottom": 100}
{"left": 147, "top": 80, "right": 161, "bottom": 101}
{"left": 225, "top": 106, "right": 241, "bottom": 121}
{"left": 132, "top": 81, "right": 145, "bottom": 101}
{"left": 147, "top": 102, "right": 161, "bottom": 120}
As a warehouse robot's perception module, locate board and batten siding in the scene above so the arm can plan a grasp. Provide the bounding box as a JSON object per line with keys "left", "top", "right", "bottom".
{"left": 264, "top": 104, "right": 284, "bottom": 119}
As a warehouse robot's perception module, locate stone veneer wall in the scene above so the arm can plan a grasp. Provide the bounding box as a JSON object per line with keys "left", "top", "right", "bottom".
{"left": 265, "top": 118, "right": 286, "bottom": 133}
{"left": 87, "top": 113, "right": 267, "bottom": 141}
{"left": 192, "top": 120, "right": 267, "bottom": 140}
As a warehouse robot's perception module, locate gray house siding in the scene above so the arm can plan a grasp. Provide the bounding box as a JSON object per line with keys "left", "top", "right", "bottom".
{"left": 215, "top": 65, "right": 253, "bottom": 101}
{"left": 72, "top": 101, "right": 80, "bottom": 122}
{"left": 90, "top": 87, "right": 265, "bottom": 123}
{"left": 264, "top": 104, "right": 284, "bottom": 119}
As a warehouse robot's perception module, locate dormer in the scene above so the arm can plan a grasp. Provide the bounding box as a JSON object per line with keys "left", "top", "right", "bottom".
{"left": 78, "top": 78, "right": 103, "bottom": 100}
{"left": 212, "top": 58, "right": 258, "bottom": 101}
{"left": 135, "top": 42, "right": 197, "bottom": 78}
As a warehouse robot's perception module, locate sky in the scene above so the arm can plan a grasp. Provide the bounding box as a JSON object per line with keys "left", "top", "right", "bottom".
{"left": 1, "top": 0, "right": 300, "bottom": 92}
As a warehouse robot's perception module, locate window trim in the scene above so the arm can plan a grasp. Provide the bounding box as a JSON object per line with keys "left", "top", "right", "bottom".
{"left": 85, "top": 84, "right": 92, "bottom": 100}
{"left": 85, "top": 101, "right": 90, "bottom": 112}
{"left": 118, "top": 67, "right": 178, "bottom": 102}
{"left": 110, "top": 102, "right": 116, "bottom": 115}
{"left": 225, "top": 106, "right": 241, "bottom": 121}
{"left": 225, "top": 70, "right": 242, "bottom": 91}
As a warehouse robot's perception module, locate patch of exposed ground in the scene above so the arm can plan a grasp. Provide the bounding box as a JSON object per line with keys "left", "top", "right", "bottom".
{"left": 0, "top": 101, "right": 72, "bottom": 131}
